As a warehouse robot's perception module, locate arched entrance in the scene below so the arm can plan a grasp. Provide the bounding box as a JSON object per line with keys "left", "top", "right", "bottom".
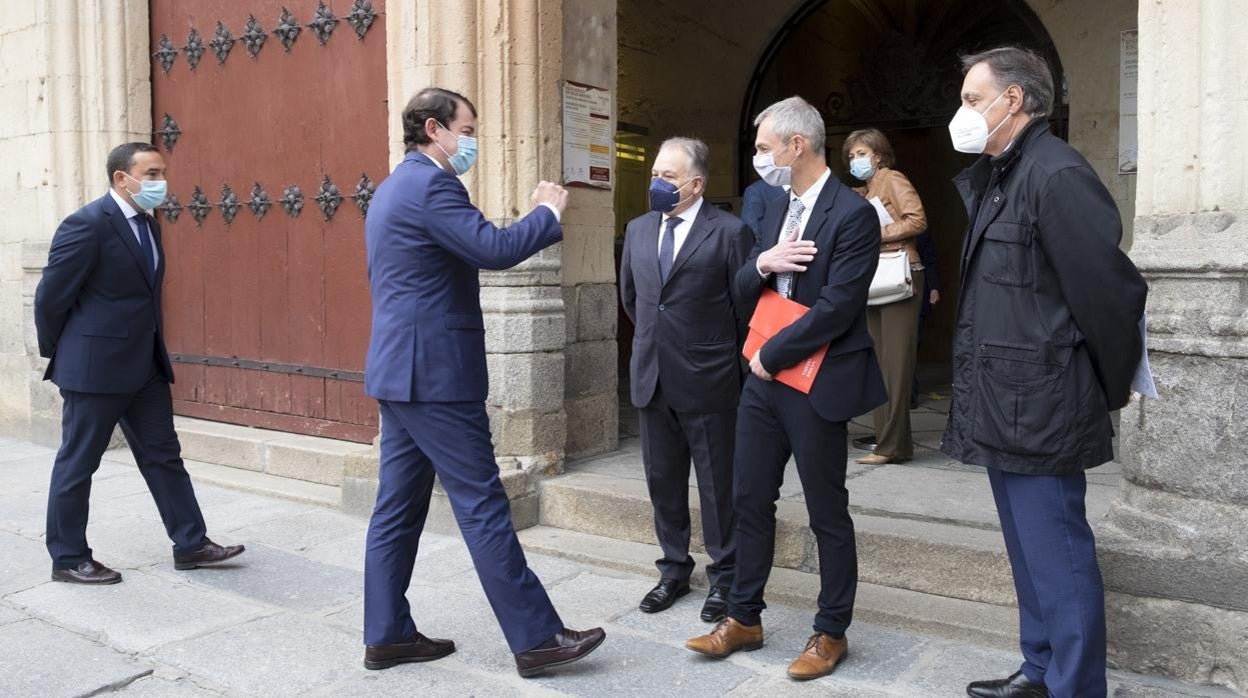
{"left": 614, "top": 0, "right": 1078, "bottom": 401}
{"left": 738, "top": 0, "right": 1066, "bottom": 376}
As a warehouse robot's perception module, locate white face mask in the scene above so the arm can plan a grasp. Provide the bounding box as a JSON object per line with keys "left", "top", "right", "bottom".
{"left": 752, "top": 139, "right": 797, "bottom": 187}
{"left": 948, "top": 90, "right": 1012, "bottom": 154}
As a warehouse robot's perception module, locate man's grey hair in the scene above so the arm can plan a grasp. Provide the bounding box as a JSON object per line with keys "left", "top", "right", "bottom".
{"left": 753, "top": 96, "right": 826, "bottom": 154}
{"left": 960, "top": 46, "right": 1055, "bottom": 119}
{"left": 659, "top": 137, "right": 710, "bottom": 180}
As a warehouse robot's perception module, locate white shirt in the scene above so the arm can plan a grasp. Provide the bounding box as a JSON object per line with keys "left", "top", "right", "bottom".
{"left": 108, "top": 188, "right": 160, "bottom": 271}
{"left": 757, "top": 167, "right": 832, "bottom": 277}
{"left": 658, "top": 196, "right": 704, "bottom": 258}
{"left": 427, "top": 152, "right": 562, "bottom": 223}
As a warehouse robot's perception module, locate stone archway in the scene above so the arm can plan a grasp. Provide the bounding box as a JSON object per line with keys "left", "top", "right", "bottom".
{"left": 737, "top": 0, "right": 1067, "bottom": 374}
{"left": 615, "top": 0, "right": 1133, "bottom": 397}
{"left": 739, "top": 0, "right": 1066, "bottom": 154}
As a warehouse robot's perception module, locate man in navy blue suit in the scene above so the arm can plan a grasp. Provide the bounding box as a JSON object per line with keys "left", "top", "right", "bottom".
{"left": 685, "top": 97, "right": 886, "bottom": 681}
{"left": 361, "top": 87, "right": 605, "bottom": 677}
{"left": 34, "top": 143, "right": 245, "bottom": 585}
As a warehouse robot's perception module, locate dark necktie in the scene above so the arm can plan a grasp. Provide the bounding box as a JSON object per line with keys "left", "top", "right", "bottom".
{"left": 133, "top": 214, "right": 156, "bottom": 283}
{"left": 659, "top": 216, "right": 682, "bottom": 282}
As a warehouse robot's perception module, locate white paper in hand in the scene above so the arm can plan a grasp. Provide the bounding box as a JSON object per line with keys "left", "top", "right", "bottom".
{"left": 868, "top": 197, "right": 894, "bottom": 227}
{"left": 1130, "top": 313, "right": 1158, "bottom": 399}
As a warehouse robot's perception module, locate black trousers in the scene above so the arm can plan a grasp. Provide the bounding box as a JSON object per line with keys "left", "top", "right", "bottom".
{"left": 727, "top": 376, "right": 856, "bottom": 635}
{"left": 637, "top": 384, "right": 737, "bottom": 587}
{"left": 46, "top": 372, "right": 207, "bottom": 568}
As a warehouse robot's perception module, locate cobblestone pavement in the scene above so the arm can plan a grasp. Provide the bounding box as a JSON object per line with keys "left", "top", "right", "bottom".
{"left": 0, "top": 438, "right": 1235, "bottom": 697}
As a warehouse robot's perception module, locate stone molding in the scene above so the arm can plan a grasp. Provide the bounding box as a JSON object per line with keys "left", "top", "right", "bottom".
{"left": 1, "top": 1, "right": 151, "bottom": 442}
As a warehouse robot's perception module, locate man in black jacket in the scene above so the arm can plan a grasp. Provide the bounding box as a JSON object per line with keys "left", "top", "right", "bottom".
{"left": 619, "top": 137, "right": 754, "bottom": 622}
{"left": 35, "top": 143, "right": 244, "bottom": 585}
{"left": 943, "top": 48, "right": 1147, "bottom": 698}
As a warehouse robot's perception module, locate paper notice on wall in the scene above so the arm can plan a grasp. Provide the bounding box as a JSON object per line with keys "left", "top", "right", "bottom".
{"left": 868, "top": 197, "right": 894, "bottom": 226}
{"left": 562, "top": 81, "right": 613, "bottom": 189}
{"left": 1131, "top": 313, "right": 1158, "bottom": 398}
{"left": 1119, "top": 30, "right": 1139, "bottom": 174}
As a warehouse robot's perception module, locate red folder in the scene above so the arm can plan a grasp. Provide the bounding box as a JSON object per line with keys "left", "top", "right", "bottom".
{"left": 742, "top": 288, "right": 828, "bottom": 394}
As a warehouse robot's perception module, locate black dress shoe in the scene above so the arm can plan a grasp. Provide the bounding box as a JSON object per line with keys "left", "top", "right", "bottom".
{"left": 364, "top": 631, "right": 456, "bottom": 670}
{"left": 967, "top": 670, "right": 1049, "bottom": 697}
{"left": 51, "top": 560, "right": 122, "bottom": 585}
{"left": 174, "top": 539, "right": 246, "bottom": 570}
{"left": 639, "top": 578, "right": 690, "bottom": 613}
{"left": 700, "top": 586, "right": 728, "bottom": 622}
{"left": 514, "top": 627, "right": 606, "bottom": 678}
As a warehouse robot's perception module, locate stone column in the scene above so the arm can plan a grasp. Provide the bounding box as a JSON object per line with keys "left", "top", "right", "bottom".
{"left": 1101, "top": 0, "right": 1248, "bottom": 689}
{"left": 344, "top": 0, "right": 571, "bottom": 516}
{"left": 0, "top": 1, "right": 150, "bottom": 443}
{"left": 560, "top": 0, "right": 619, "bottom": 459}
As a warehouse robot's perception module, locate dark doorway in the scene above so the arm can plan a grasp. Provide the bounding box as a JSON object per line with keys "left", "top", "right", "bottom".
{"left": 739, "top": 0, "right": 1066, "bottom": 379}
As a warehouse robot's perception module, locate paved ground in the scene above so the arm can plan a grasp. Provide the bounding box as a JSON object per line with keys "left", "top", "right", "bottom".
{"left": 0, "top": 437, "right": 1234, "bottom": 697}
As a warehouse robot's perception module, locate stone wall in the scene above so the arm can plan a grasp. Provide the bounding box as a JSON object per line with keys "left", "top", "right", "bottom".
{"left": 617, "top": 1, "right": 795, "bottom": 201}
{"left": 0, "top": 1, "right": 151, "bottom": 444}
{"left": 1104, "top": 0, "right": 1248, "bottom": 690}
{"left": 1028, "top": 0, "right": 1138, "bottom": 247}
{"left": 616, "top": 0, "right": 1133, "bottom": 224}
{"left": 560, "top": 0, "right": 619, "bottom": 459}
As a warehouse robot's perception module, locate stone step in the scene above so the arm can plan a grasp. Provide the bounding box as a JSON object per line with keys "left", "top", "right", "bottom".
{"left": 173, "top": 417, "right": 374, "bottom": 488}
{"left": 340, "top": 460, "right": 539, "bottom": 533}
{"left": 184, "top": 460, "right": 341, "bottom": 508}
{"left": 100, "top": 448, "right": 342, "bottom": 508}
{"left": 538, "top": 470, "right": 1018, "bottom": 607}
{"left": 517, "top": 525, "right": 1019, "bottom": 651}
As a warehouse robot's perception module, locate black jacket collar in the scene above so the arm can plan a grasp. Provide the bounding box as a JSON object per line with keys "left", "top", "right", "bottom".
{"left": 956, "top": 117, "right": 1052, "bottom": 188}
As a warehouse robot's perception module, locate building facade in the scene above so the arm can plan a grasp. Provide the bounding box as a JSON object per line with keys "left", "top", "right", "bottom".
{"left": 0, "top": 0, "right": 1243, "bottom": 688}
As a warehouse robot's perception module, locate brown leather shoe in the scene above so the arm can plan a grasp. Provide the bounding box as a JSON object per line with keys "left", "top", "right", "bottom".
{"left": 685, "top": 617, "right": 764, "bottom": 658}
{"left": 173, "top": 539, "right": 245, "bottom": 570}
{"left": 364, "top": 631, "right": 456, "bottom": 670}
{"left": 854, "top": 453, "right": 892, "bottom": 465}
{"left": 787, "top": 632, "right": 848, "bottom": 680}
{"left": 514, "top": 627, "right": 606, "bottom": 678}
{"left": 51, "top": 560, "right": 122, "bottom": 585}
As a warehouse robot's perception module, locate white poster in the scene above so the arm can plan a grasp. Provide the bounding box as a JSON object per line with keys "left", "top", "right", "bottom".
{"left": 562, "top": 81, "right": 613, "bottom": 189}
{"left": 1119, "top": 29, "right": 1138, "bottom": 174}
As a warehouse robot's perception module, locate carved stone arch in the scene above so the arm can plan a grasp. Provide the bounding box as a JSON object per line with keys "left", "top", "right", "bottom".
{"left": 737, "top": 0, "right": 1067, "bottom": 186}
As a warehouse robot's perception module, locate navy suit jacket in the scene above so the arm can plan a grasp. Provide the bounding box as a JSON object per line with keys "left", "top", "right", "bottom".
{"left": 34, "top": 193, "right": 173, "bottom": 394}
{"left": 619, "top": 203, "right": 754, "bottom": 413}
{"left": 733, "top": 173, "right": 887, "bottom": 423}
{"left": 364, "top": 152, "right": 562, "bottom": 403}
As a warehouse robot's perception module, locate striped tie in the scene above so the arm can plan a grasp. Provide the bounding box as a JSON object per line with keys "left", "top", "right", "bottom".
{"left": 775, "top": 198, "right": 806, "bottom": 299}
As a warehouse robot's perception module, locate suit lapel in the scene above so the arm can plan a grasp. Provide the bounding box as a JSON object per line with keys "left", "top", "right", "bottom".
{"left": 664, "top": 204, "right": 714, "bottom": 287}
{"left": 103, "top": 195, "right": 154, "bottom": 289}
{"left": 803, "top": 176, "right": 840, "bottom": 246}
{"left": 150, "top": 214, "right": 166, "bottom": 290}
{"left": 790, "top": 177, "right": 841, "bottom": 298}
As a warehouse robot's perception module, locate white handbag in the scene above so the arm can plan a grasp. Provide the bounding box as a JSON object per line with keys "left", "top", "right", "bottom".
{"left": 867, "top": 250, "right": 913, "bottom": 306}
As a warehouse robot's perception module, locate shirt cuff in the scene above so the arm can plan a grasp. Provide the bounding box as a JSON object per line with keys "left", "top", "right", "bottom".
{"left": 756, "top": 257, "right": 771, "bottom": 278}
{"left": 539, "top": 202, "right": 562, "bottom": 223}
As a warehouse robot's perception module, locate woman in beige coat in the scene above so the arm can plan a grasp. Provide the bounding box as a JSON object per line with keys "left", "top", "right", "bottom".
{"left": 844, "top": 128, "right": 927, "bottom": 465}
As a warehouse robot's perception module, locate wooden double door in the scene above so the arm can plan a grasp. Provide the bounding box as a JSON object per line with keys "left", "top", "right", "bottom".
{"left": 149, "top": 0, "right": 388, "bottom": 442}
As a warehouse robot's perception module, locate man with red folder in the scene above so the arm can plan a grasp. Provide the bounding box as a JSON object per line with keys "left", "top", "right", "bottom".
{"left": 685, "top": 96, "right": 886, "bottom": 682}
{"left": 741, "top": 288, "right": 829, "bottom": 394}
